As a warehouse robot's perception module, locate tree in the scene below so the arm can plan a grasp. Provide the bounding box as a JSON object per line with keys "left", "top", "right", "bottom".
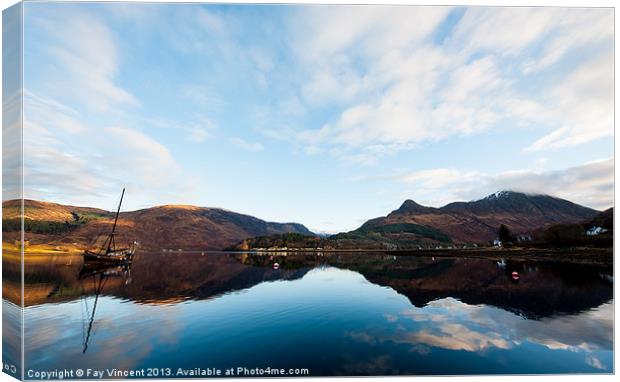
{"left": 71, "top": 211, "right": 81, "bottom": 222}
{"left": 498, "top": 224, "right": 512, "bottom": 243}
{"left": 542, "top": 224, "right": 583, "bottom": 247}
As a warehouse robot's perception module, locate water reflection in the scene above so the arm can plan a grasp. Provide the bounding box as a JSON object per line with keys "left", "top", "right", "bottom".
{"left": 79, "top": 263, "right": 133, "bottom": 354}
{"left": 240, "top": 252, "right": 613, "bottom": 318}
{"left": 4, "top": 251, "right": 614, "bottom": 375}
{"left": 351, "top": 298, "right": 612, "bottom": 363}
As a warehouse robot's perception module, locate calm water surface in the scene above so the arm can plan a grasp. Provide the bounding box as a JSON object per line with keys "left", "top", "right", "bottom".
{"left": 3, "top": 251, "right": 614, "bottom": 377}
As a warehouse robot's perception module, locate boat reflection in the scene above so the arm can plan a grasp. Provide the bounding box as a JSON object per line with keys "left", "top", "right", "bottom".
{"left": 79, "top": 262, "right": 132, "bottom": 354}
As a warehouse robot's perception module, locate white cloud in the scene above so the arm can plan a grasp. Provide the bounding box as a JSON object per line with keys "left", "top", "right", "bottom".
{"left": 450, "top": 7, "right": 556, "bottom": 56}
{"left": 273, "top": 7, "right": 612, "bottom": 162}
{"left": 2, "top": 89, "right": 23, "bottom": 200}
{"left": 526, "top": 54, "right": 614, "bottom": 151}
{"left": 441, "top": 56, "right": 503, "bottom": 103}
{"left": 393, "top": 159, "right": 613, "bottom": 210}
{"left": 24, "top": 91, "right": 86, "bottom": 134}
{"left": 103, "top": 127, "right": 179, "bottom": 185}
{"left": 31, "top": 8, "right": 137, "bottom": 112}
{"left": 520, "top": 9, "right": 613, "bottom": 73}
{"left": 400, "top": 169, "right": 481, "bottom": 190}
{"left": 293, "top": 6, "right": 451, "bottom": 61}
{"left": 22, "top": 119, "right": 107, "bottom": 201}
{"left": 229, "top": 137, "right": 264, "bottom": 152}
{"left": 290, "top": 6, "right": 450, "bottom": 108}
{"left": 160, "top": 6, "right": 228, "bottom": 55}
{"left": 149, "top": 115, "right": 217, "bottom": 143}
{"left": 301, "top": 50, "right": 508, "bottom": 159}
{"left": 141, "top": 6, "right": 611, "bottom": 165}
{"left": 19, "top": 4, "right": 613, "bottom": 221}
{"left": 21, "top": 92, "right": 190, "bottom": 209}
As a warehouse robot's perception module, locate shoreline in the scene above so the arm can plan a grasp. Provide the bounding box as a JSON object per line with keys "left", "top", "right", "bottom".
{"left": 230, "top": 246, "right": 613, "bottom": 265}
{"left": 3, "top": 243, "right": 613, "bottom": 265}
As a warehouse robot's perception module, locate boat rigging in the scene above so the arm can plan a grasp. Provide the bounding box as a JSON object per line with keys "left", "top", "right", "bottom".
{"left": 82, "top": 188, "right": 136, "bottom": 265}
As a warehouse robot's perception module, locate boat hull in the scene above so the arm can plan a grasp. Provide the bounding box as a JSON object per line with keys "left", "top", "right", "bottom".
{"left": 83, "top": 250, "right": 133, "bottom": 265}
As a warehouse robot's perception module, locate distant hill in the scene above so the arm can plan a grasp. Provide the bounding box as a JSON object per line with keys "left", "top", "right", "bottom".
{"left": 345, "top": 191, "right": 600, "bottom": 247}
{"left": 3, "top": 192, "right": 603, "bottom": 251}
{"left": 3, "top": 199, "right": 112, "bottom": 222}
{"left": 230, "top": 191, "right": 601, "bottom": 250}
{"left": 2, "top": 199, "right": 313, "bottom": 251}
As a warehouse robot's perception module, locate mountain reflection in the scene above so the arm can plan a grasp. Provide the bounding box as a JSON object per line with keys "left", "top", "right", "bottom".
{"left": 238, "top": 252, "right": 612, "bottom": 319}
{"left": 5, "top": 251, "right": 613, "bottom": 320}
{"left": 8, "top": 251, "right": 614, "bottom": 375}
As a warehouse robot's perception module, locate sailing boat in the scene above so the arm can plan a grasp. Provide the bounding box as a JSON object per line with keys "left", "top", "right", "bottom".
{"left": 83, "top": 188, "right": 136, "bottom": 264}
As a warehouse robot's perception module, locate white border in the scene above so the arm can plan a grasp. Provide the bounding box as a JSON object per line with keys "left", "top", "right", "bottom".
{"left": 0, "top": 2, "right": 616, "bottom": 382}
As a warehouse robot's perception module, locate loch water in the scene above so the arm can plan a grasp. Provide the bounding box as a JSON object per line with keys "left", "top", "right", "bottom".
{"left": 3, "top": 251, "right": 614, "bottom": 377}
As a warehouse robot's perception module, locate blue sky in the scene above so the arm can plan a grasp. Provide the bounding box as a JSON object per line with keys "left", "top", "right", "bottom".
{"left": 19, "top": 3, "right": 613, "bottom": 232}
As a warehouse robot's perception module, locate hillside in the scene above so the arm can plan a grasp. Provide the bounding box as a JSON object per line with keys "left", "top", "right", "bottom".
{"left": 3, "top": 192, "right": 603, "bottom": 252}
{"left": 230, "top": 191, "right": 601, "bottom": 250}
{"left": 2, "top": 199, "right": 313, "bottom": 251}
{"left": 587, "top": 207, "right": 613, "bottom": 230}
{"left": 353, "top": 191, "right": 600, "bottom": 246}
{"left": 534, "top": 208, "right": 613, "bottom": 248}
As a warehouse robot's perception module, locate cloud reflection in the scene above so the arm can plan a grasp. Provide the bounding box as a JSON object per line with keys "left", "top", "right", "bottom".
{"left": 348, "top": 297, "right": 612, "bottom": 370}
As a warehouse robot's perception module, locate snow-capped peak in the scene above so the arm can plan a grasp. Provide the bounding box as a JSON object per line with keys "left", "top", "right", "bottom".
{"left": 485, "top": 191, "right": 512, "bottom": 200}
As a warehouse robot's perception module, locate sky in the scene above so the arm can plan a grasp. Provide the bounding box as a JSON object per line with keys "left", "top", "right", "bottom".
{"left": 16, "top": 3, "right": 614, "bottom": 233}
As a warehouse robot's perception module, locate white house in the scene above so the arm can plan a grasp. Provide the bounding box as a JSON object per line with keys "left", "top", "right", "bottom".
{"left": 586, "top": 226, "right": 608, "bottom": 236}
{"left": 516, "top": 234, "right": 532, "bottom": 243}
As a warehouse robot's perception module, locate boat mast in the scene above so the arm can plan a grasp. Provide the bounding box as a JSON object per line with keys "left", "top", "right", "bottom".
{"left": 83, "top": 273, "right": 106, "bottom": 353}
{"left": 106, "top": 188, "right": 125, "bottom": 254}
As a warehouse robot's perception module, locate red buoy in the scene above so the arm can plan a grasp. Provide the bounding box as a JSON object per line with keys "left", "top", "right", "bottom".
{"left": 511, "top": 271, "right": 520, "bottom": 281}
{"left": 273, "top": 262, "right": 280, "bottom": 270}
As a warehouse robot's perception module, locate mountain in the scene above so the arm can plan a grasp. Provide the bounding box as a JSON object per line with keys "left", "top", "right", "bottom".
{"left": 395, "top": 199, "right": 439, "bottom": 214}
{"left": 442, "top": 191, "right": 598, "bottom": 219}
{"left": 3, "top": 192, "right": 603, "bottom": 252}
{"left": 2, "top": 199, "right": 313, "bottom": 251}
{"left": 343, "top": 191, "right": 600, "bottom": 246}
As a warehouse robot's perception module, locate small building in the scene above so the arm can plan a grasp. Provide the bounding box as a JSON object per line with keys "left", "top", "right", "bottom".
{"left": 382, "top": 242, "right": 397, "bottom": 250}
{"left": 516, "top": 234, "right": 532, "bottom": 243}
{"left": 586, "top": 226, "right": 608, "bottom": 236}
